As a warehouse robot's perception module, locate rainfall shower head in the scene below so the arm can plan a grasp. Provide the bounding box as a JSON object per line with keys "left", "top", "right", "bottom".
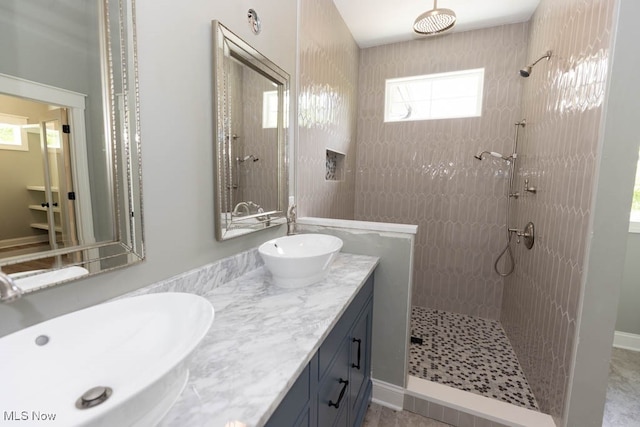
{"left": 520, "top": 51, "right": 552, "bottom": 77}
{"left": 413, "top": 0, "right": 456, "bottom": 36}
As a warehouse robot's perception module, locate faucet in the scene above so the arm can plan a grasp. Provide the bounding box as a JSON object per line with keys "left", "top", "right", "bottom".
{"left": 0, "top": 271, "right": 23, "bottom": 303}
{"left": 232, "top": 201, "right": 251, "bottom": 217}
{"left": 287, "top": 204, "right": 297, "bottom": 236}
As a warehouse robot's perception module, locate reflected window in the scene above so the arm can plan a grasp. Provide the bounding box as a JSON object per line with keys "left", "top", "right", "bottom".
{"left": 631, "top": 148, "right": 640, "bottom": 228}
{"left": 384, "top": 68, "right": 484, "bottom": 122}
{"left": 262, "top": 90, "right": 278, "bottom": 128}
{"left": 262, "top": 90, "right": 288, "bottom": 129}
{"left": 0, "top": 113, "right": 28, "bottom": 151}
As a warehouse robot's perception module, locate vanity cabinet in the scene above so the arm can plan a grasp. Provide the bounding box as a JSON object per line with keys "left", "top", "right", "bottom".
{"left": 265, "top": 275, "right": 374, "bottom": 427}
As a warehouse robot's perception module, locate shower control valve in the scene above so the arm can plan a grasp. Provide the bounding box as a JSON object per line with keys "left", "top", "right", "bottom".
{"left": 524, "top": 179, "right": 537, "bottom": 194}
{"left": 508, "top": 222, "right": 535, "bottom": 249}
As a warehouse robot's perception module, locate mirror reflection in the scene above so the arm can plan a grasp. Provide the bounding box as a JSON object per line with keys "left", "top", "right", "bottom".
{"left": 0, "top": 0, "right": 144, "bottom": 292}
{"left": 212, "top": 21, "right": 289, "bottom": 240}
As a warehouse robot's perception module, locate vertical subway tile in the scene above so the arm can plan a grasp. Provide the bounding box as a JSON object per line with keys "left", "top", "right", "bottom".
{"left": 500, "top": 0, "right": 616, "bottom": 419}
{"left": 427, "top": 402, "right": 445, "bottom": 422}
{"left": 458, "top": 411, "right": 475, "bottom": 427}
{"left": 414, "top": 396, "right": 429, "bottom": 418}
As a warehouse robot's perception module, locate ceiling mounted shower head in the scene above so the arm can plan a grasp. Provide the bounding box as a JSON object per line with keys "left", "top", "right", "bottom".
{"left": 413, "top": 0, "right": 456, "bottom": 36}
{"left": 520, "top": 50, "right": 552, "bottom": 78}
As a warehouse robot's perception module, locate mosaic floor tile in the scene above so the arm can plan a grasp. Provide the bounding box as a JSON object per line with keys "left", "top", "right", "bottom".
{"left": 409, "top": 306, "right": 539, "bottom": 411}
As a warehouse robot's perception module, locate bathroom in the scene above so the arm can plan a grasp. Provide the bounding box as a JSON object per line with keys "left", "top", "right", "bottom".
{"left": 1, "top": 0, "right": 639, "bottom": 426}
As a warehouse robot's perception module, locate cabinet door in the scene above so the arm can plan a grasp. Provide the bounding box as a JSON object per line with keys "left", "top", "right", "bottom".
{"left": 349, "top": 299, "right": 372, "bottom": 425}
{"left": 318, "top": 339, "right": 350, "bottom": 427}
{"left": 265, "top": 363, "right": 310, "bottom": 427}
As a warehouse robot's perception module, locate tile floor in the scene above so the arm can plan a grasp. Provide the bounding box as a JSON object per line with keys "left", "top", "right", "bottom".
{"left": 603, "top": 347, "right": 640, "bottom": 427}
{"left": 409, "top": 307, "right": 539, "bottom": 410}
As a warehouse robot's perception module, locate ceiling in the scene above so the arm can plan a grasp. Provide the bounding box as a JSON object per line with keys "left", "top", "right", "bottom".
{"left": 332, "top": 0, "right": 541, "bottom": 48}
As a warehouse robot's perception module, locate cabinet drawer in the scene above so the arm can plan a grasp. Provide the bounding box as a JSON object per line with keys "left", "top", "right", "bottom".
{"left": 318, "top": 339, "right": 350, "bottom": 427}
{"left": 319, "top": 275, "right": 374, "bottom": 380}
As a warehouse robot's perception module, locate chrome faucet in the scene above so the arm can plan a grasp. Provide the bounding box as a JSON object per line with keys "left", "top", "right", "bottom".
{"left": 0, "top": 271, "right": 23, "bottom": 303}
{"left": 232, "top": 201, "right": 251, "bottom": 216}
{"left": 287, "top": 204, "right": 297, "bottom": 236}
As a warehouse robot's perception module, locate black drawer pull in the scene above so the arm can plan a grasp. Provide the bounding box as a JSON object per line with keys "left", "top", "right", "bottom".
{"left": 328, "top": 378, "right": 349, "bottom": 409}
{"left": 352, "top": 338, "right": 362, "bottom": 370}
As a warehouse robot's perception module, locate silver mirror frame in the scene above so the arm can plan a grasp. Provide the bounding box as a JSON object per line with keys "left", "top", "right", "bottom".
{"left": 0, "top": 0, "right": 145, "bottom": 292}
{"left": 212, "top": 20, "right": 289, "bottom": 241}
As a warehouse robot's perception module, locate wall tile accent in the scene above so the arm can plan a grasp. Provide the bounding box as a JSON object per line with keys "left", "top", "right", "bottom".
{"left": 354, "top": 23, "right": 529, "bottom": 320}
{"left": 500, "top": 0, "right": 616, "bottom": 418}
{"left": 297, "top": 0, "right": 359, "bottom": 219}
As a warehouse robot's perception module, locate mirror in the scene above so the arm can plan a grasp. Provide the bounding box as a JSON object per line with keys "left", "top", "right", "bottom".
{"left": 0, "top": 0, "right": 144, "bottom": 292}
{"left": 212, "top": 21, "right": 289, "bottom": 241}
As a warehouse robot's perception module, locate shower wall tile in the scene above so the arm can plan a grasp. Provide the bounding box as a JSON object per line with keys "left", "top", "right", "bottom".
{"left": 354, "top": 23, "right": 529, "bottom": 320}
{"left": 500, "top": 0, "right": 616, "bottom": 419}
{"left": 297, "top": 0, "right": 359, "bottom": 219}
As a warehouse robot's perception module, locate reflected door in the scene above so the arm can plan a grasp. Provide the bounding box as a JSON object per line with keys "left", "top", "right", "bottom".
{"left": 39, "top": 108, "right": 78, "bottom": 252}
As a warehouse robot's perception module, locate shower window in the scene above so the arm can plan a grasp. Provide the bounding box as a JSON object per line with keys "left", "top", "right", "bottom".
{"left": 630, "top": 148, "right": 640, "bottom": 232}
{"left": 384, "top": 68, "right": 484, "bottom": 122}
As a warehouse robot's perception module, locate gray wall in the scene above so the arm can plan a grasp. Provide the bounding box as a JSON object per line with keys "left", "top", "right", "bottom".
{"left": 615, "top": 232, "right": 640, "bottom": 335}
{"left": 298, "top": 222, "right": 414, "bottom": 387}
{"left": 0, "top": 0, "right": 298, "bottom": 337}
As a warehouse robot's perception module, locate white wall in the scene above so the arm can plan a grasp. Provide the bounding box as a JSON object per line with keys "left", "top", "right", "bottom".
{"left": 0, "top": 0, "right": 298, "bottom": 336}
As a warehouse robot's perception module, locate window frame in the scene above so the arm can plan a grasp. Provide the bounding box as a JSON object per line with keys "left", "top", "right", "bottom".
{"left": 384, "top": 68, "right": 485, "bottom": 123}
{"left": 0, "top": 112, "right": 29, "bottom": 151}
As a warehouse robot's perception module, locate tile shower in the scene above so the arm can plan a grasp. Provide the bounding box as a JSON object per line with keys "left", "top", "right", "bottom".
{"left": 297, "top": 0, "right": 617, "bottom": 423}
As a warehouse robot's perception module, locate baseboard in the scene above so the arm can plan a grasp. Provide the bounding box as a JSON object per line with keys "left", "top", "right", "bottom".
{"left": 371, "top": 378, "right": 405, "bottom": 411}
{"left": 0, "top": 235, "right": 48, "bottom": 250}
{"left": 613, "top": 331, "right": 640, "bottom": 351}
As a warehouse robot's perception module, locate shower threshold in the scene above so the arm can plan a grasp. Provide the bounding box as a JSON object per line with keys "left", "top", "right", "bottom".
{"left": 405, "top": 376, "right": 554, "bottom": 427}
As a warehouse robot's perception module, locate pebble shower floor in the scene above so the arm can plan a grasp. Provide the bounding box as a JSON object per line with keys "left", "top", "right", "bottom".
{"left": 409, "top": 306, "right": 539, "bottom": 410}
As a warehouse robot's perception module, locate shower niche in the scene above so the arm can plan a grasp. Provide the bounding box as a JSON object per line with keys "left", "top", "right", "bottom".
{"left": 325, "top": 149, "right": 345, "bottom": 181}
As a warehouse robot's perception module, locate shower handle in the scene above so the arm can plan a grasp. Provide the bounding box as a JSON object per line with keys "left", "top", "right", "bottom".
{"left": 508, "top": 222, "right": 535, "bottom": 249}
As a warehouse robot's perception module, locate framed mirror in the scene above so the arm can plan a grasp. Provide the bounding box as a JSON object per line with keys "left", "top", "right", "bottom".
{"left": 0, "top": 0, "right": 144, "bottom": 292}
{"left": 212, "top": 21, "right": 289, "bottom": 241}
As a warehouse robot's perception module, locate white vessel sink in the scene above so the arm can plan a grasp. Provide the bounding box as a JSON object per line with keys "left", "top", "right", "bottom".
{"left": 0, "top": 292, "right": 213, "bottom": 426}
{"left": 259, "top": 233, "right": 343, "bottom": 288}
{"left": 10, "top": 266, "right": 89, "bottom": 292}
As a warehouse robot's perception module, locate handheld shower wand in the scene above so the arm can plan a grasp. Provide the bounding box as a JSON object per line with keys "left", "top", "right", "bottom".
{"left": 237, "top": 155, "right": 259, "bottom": 163}
{"left": 474, "top": 151, "right": 515, "bottom": 162}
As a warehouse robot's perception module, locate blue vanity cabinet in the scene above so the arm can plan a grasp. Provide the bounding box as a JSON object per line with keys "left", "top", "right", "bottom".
{"left": 265, "top": 275, "right": 374, "bottom": 427}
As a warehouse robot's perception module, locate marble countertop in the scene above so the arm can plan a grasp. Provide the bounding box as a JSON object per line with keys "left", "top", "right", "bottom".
{"left": 148, "top": 252, "right": 379, "bottom": 427}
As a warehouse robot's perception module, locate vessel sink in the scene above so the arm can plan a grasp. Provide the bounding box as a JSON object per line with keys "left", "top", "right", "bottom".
{"left": 259, "top": 233, "right": 343, "bottom": 288}
{"left": 1, "top": 292, "right": 213, "bottom": 426}
{"left": 10, "top": 266, "right": 89, "bottom": 292}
